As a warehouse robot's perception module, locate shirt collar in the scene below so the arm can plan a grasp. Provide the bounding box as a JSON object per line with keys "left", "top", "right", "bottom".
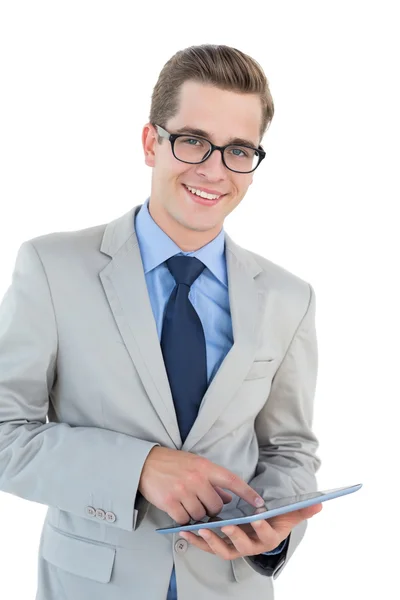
{"left": 134, "top": 198, "right": 228, "bottom": 287}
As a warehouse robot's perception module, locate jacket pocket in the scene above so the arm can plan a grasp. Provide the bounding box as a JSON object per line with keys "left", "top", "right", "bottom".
{"left": 244, "top": 359, "right": 276, "bottom": 380}
{"left": 42, "top": 524, "right": 116, "bottom": 583}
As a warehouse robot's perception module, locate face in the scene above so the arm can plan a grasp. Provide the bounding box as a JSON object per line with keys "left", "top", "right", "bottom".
{"left": 142, "top": 80, "right": 263, "bottom": 251}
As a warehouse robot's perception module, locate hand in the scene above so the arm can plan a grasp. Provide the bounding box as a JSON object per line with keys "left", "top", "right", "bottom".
{"left": 179, "top": 503, "right": 323, "bottom": 560}
{"left": 138, "top": 446, "right": 264, "bottom": 524}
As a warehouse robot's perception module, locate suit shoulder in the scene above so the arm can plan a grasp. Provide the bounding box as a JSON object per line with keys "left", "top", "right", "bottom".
{"left": 240, "top": 245, "right": 314, "bottom": 310}
{"left": 247, "top": 246, "right": 311, "bottom": 286}
{"left": 24, "top": 221, "right": 107, "bottom": 258}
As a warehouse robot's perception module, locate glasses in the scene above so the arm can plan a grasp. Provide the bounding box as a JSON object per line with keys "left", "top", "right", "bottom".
{"left": 154, "top": 124, "right": 266, "bottom": 174}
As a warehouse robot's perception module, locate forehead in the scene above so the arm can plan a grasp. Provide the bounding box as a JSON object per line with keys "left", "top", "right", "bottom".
{"left": 167, "top": 80, "right": 263, "bottom": 147}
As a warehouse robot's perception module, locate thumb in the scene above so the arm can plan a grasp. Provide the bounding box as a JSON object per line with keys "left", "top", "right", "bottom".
{"left": 270, "top": 503, "right": 323, "bottom": 534}
{"left": 300, "top": 503, "right": 323, "bottom": 519}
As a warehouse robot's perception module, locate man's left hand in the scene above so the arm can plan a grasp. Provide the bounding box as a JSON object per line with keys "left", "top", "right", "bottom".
{"left": 179, "top": 503, "right": 322, "bottom": 560}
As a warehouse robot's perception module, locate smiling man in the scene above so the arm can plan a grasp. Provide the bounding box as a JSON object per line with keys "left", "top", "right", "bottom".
{"left": 143, "top": 79, "right": 265, "bottom": 251}
{"left": 0, "top": 45, "right": 322, "bottom": 600}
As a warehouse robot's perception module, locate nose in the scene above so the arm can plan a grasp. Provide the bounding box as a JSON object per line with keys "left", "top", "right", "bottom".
{"left": 195, "top": 148, "right": 227, "bottom": 181}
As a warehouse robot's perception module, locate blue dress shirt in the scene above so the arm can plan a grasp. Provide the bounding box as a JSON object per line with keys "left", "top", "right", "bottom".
{"left": 134, "top": 198, "right": 287, "bottom": 600}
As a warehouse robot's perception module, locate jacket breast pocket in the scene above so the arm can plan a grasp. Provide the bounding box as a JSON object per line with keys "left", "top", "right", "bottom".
{"left": 42, "top": 524, "right": 116, "bottom": 583}
{"left": 244, "top": 359, "right": 276, "bottom": 381}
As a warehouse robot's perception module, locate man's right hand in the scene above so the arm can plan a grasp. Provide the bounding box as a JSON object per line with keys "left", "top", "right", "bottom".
{"left": 138, "top": 446, "right": 264, "bottom": 524}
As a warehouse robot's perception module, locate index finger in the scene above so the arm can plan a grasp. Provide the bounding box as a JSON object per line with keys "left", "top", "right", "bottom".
{"left": 209, "top": 465, "right": 264, "bottom": 508}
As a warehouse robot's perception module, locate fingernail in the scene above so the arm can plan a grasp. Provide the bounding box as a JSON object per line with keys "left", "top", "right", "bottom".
{"left": 255, "top": 497, "right": 264, "bottom": 507}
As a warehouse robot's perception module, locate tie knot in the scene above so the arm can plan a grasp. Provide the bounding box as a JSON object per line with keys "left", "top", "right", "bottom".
{"left": 166, "top": 255, "right": 206, "bottom": 287}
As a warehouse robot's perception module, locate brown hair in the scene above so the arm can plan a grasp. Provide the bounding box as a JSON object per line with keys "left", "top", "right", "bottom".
{"left": 149, "top": 44, "right": 274, "bottom": 144}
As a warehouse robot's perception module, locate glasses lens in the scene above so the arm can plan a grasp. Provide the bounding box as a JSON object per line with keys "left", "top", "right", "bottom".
{"left": 174, "top": 136, "right": 212, "bottom": 163}
{"left": 223, "top": 146, "right": 260, "bottom": 172}
{"left": 174, "top": 136, "right": 260, "bottom": 172}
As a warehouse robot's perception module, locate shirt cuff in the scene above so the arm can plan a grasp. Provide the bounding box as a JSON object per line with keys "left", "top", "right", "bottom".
{"left": 261, "top": 536, "right": 289, "bottom": 555}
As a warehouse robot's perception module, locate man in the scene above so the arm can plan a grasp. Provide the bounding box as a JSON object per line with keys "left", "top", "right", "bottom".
{"left": 0, "top": 44, "right": 322, "bottom": 599}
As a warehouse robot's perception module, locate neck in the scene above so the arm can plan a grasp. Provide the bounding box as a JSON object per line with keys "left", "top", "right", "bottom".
{"left": 148, "top": 199, "right": 222, "bottom": 253}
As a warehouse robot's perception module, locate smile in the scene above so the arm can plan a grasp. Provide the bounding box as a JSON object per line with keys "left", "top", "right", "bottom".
{"left": 183, "top": 184, "right": 223, "bottom": 200}
{"left": 182, "top": 184, "right": 225, "bottom": 207}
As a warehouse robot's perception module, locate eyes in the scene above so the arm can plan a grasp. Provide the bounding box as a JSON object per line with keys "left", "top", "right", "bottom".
{"left": 173, "top": 133, "right": 260, "bottom": 172}
{"left": 183, "top": 137, "right": 251, "bottom": 158}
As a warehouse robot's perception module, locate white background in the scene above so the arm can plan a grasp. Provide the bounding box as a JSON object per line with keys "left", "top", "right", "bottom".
{"left": 0, "top": 1, "right": 398, "bottom": 598}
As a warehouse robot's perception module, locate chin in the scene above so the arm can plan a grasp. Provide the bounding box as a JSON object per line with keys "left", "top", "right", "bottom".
{"left": 177, "top": 213, "right": 216, "bottom": 233}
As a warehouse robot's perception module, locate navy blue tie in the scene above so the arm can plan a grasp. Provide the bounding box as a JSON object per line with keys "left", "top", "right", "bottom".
{"left": 161, "top": 255, "right": 208, "bottom": 443}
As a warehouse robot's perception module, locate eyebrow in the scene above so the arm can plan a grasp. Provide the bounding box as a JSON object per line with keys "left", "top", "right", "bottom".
{"left": 174, "top": 126, "right": 259, "bottom": 148}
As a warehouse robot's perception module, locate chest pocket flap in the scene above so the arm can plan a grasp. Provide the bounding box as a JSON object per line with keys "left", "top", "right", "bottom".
{"left": 244, "top": 359, "right": 276, "bottom": 380}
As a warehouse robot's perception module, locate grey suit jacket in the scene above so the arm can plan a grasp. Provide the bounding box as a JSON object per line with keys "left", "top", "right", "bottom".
{"left": 0, "top": 204, "right": 321, "bottom": 599}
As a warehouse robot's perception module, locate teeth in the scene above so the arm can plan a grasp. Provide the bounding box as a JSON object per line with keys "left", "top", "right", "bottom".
{"left": 185, "top": 185, "right": 220, "bottom": 201}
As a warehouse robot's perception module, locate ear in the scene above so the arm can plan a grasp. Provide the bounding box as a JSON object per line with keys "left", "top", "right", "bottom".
{"left": 142, "top": 123, "right": 157, "bottom": 167}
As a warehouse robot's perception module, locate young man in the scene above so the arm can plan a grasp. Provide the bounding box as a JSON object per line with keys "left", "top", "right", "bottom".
{"left": 0, "top": 45, "right": 322, "bottom": 600}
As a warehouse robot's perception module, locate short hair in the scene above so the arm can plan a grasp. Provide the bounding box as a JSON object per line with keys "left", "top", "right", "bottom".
{"left": 149, "top": 44, "right": 274, "bottom": 143}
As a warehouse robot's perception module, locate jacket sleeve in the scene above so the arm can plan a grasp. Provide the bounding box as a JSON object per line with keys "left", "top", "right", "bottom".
{"left": 0, "top": 241, "right": 159, "bottom": 532}
{"left": 239, "top": 283, "right": 321, "bottom": 578}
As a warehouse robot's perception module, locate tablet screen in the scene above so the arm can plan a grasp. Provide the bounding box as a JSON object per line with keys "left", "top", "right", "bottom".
{"left": 177, "top": 486, "right": 351, "bottom": 527}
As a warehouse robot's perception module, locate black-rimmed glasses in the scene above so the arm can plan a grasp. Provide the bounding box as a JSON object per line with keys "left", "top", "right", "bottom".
{"left": 154, "top": 124, "right": 266, "bottom": 174}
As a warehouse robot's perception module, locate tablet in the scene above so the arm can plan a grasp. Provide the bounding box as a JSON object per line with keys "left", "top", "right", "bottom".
{"left": 155, "top": 483, "right": 362, "bottom": 534}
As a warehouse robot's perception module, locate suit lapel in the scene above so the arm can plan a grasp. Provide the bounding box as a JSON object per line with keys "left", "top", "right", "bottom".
{"left": 183, "top": 234, "right": 266, "bottom": 450}
{"left": 99, "top": 205, "right": 267, "bottom": 451}
{"left": 99, "top": 205, "right": 182, "bottom": 448}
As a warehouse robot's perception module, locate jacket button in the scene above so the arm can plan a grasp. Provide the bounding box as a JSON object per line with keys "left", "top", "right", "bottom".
{"left": 174, "top": 538, "right": 188, "bottom": 553}
{"left": 105, "top": 511, "right": 116, "bottom": 523}
{"left": 86, "top": 506, "right": 96, "bottom": 517}
{"left": 96, "top": 509, "right": 106, "bottom": 520}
